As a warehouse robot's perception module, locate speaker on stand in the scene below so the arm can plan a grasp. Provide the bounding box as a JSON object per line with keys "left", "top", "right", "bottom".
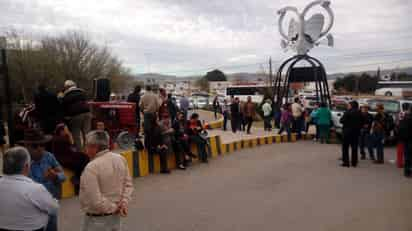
{"left": 93, "top": 78, "right": 111, "bottom": 102}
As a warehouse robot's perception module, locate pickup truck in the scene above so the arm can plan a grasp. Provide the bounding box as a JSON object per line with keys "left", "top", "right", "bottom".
{"left": 332, "top": 98, "right": 412, "bottom": 141}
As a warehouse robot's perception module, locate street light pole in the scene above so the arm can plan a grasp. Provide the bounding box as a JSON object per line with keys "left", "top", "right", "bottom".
{"left": 0, "top": 36, "right": 15, "bottom": 146}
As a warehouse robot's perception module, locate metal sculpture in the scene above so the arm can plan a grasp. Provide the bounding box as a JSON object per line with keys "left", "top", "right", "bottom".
{"left": 274, "top": 0, "right": 334, "bottom": 106}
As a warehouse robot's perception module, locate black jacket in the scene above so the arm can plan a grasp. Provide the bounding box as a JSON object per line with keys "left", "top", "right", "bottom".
{"left": 167, "top": 99, "right": 177, "bottom": 118}
{"left": 340, "top": 109, "right": 362, "bottom": 135}
{"left": 34, "top": 89, "right": 63, "bottom": 133}
{"left": 62, "top": 88, "right": 90, "bottom": 117}
{"left": 399, "top": 114, "right": 412, "bottom": 143}
{"left": 34, "top": 89, "right": 62, "bottom": 118}
{"left": 127, "top": 92, "right": 141, "bottom": 116}
{"left": 230, "top": 102, "right": 240, "bottom": 117}
{"left": 360, "top": 112, "right": 374, "bottom": 131}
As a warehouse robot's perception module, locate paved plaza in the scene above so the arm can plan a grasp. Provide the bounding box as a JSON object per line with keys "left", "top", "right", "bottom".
{"left": 59, "top": 141, "right": 412, "bottom": 231}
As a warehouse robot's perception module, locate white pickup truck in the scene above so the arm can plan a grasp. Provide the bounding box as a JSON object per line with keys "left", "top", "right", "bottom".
{"left": 332, "top": 98, "right": 412, "bottom": 139}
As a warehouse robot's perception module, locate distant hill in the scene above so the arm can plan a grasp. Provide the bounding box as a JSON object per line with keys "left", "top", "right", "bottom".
{"left": 134, "top": 66, "right": 412, "bottom": 82}
{"left": 327, "top": 66, "right": 412, "bottom": 79}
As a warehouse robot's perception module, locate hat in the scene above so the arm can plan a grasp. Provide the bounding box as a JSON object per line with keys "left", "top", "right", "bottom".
{"left": 64, "top": 80, "right": 76, "bottom": 88}
{"left": 360, "top": 103, "right": 369, "bottom": 108}
{"left": 18, "top": 129, "right": 52, "bottom": 144}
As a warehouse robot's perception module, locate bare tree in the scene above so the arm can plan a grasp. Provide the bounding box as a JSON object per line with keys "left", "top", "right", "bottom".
{"left": 4, "top": 29, "right": 130, "bottom": 103}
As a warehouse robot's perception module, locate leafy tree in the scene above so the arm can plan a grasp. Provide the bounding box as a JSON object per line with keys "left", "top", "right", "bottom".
{"left": 333, "top": 73, "right": 378, "bottom": 93}
{"left": 204, "top": 69, "right": 227, "bottom": 81}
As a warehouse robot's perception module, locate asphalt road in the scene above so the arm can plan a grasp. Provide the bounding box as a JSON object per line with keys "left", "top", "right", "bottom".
{"left": 59, "top": 142, "right": 412, "bottom": 231}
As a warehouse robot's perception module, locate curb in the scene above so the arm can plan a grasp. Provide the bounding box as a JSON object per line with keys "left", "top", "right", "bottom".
{"left": 61, "top": 132, "right": 303, "bottom": 199}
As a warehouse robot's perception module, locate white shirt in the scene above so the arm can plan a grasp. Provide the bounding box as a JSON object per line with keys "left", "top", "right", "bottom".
{"left": 80, "top": 150, "right": 133, "bottom": 214}
{"left": 262, "top": 103, "right": 272, "bottom": 117}
{"left": 291, "top": 102, "right": 303, "bottom": 118}
{"left": 0, "top": 175, "right": 59, "bottom": 230}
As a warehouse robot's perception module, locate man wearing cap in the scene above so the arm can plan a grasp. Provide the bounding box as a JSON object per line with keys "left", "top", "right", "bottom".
{"left": 80, "top": 130, "right": 133, "bottom": 231}
{"left": 20, "top": 129, "right": 66, "bottom": 231}
{"left": 0, "top": 147, "right": 59, "bottom": 231}
{"left": 62, "top": 80, "right": 92, "bottom": 151}
{"left": 359, "top": 104, "right": 374, "bottom": 160}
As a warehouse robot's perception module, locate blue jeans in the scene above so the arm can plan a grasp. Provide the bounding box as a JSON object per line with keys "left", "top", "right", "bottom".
{"left": 223, "top": 111, "right": 228, "bottom": 131}
{"left": 278, "top": 122, "right": 291, "bottom": 141}
{"left": 191, "top": 135, "right": 208, "bottom": 162}
{"left": 368, "top": 132, "right": 384, "bottom": 162}
{"left": 292, "top": 117, "right": 302, "bottom": 138}
{"left": 359, "top": 129, "right": 371, "bottom": 158}
{"left": 46, "top": 214, "right": 58, "bottom": 231}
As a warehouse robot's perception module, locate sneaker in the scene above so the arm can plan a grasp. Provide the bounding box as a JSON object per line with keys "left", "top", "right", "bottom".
{"left": 178, "top": 164, "right": 186, "bottom": 170}
{"left": 160, "top": 170, "right": 171, "bottom": 174}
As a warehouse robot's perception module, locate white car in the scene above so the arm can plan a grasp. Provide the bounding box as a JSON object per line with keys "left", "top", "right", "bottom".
{"left": 331, "top": 102, "right": 347, "bottom": 136}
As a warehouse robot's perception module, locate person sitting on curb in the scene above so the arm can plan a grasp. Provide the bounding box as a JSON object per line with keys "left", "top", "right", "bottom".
{"left": 0, "top": 147, "right": 59, "bottom": 231}
{"left": 187, "top": 113, "right": 208, "bottom": 163}
{"left": 51, "top": 123, "right": 89, "bottom": 194}
{"left": 20, "top": 128, "right": 66, "bottom": 231}
{"left": 172, "top": 112, "right": 197, "bottom": 169}
{"left": 147, "top": 118, "right": 171, "bottom": 174}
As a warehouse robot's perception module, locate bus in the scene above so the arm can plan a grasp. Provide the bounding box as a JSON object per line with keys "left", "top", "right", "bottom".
{"left": 375, "top": 81, "right": 412, "bottom": 97}
{"left": 224, "top": 85, "right": 290, "bottom": 103}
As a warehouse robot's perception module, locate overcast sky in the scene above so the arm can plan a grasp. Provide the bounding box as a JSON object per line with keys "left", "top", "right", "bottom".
{"left": 1, "top": 0, "right": 412, "bottom": 76}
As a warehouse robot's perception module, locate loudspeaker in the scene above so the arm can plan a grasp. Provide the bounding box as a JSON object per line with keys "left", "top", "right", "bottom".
{"left": 93, "top": 78, "right": 111, "bottom": 102}
{"left": 289, "top": 67, "right": 322, "bottom": 83}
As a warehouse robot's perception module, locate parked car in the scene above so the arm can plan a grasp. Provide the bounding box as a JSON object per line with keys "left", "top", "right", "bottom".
{"left": 367, "top": 99, "right": 412, "bottom": 122}
{"left": 301, "top": 95, "right": 319, "bottom": 110}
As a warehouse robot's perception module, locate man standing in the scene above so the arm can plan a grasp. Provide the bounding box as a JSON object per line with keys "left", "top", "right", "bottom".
{"left": 167, "top": 94, "right": 178, "bottom": 123}
{"left": 179, "top": 94, "right": 190, "bottom": 120}
{"left": 399, "top": 107, "right": 412, "bottom": 177}
{"left": 140, "top": 85, "right": 160, "bottom": 147}
{"left": 62, "top": 80, "right": 92, "bottom": 151}
{"left": 212, "top": 96, "right": 220, "bottom": 120}
{"left": 0, "top": 147, "right": 59, "bottom": 231}
{"left": 80, "top": 131, "right": 133, "bottom": 231}
{"left": 221, "top": 99, "right": 230, "bottom": 131}
{"left": 244, "top": 96, "right": 256, "bottom": 134}
{"left": 359, "top": 104, "right": 373, "bottom": 160}
{"left": 34, "top": 85, "right": 62, "bottom": 134}
{"left": 230, "top": 97, "right": 240, "bottom": 133}
{"left": 262, "top": 99, "right": 272, "bottom": 131}
{"left": 340, "top": 101, "right": 362, "bottom": 167}
{"left": 21, "top": 129, "right": 66, "bottom": 231}
{"left": 127, "top": 86, "right": 142, "bottom": 136}
{"left": 291, "top": 98, "right": 304, "bottom": 138}
{"left": 369, "top": 104, "right": 388, "bottom": 164}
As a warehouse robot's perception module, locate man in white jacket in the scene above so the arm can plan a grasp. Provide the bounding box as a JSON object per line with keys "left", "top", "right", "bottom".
{"left": 0, "top": 147, "right": 59, "bottom": 231}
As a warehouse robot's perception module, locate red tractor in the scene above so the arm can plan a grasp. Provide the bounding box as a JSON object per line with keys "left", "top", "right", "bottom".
{"left": 89, "top": 101, "right": 138, "bottom": 149}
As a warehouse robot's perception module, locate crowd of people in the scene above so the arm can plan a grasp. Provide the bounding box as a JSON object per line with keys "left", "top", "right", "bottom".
{"left": 0, "top": 80, "right": 214, "bottom": 231}
{"left": 339, "top": 100, "right": 412, "bottom": 178}
{"left": 0, "top": 79, "right": 134, "bottom": 231}
{"left": 0, "top": 129, "right": 133, "bottom": 231}
{"left": 1, "top": 82, "right": 411, "bottom": 230}
{"left": 218, "top": 96, "right": 328, "bottom": 143}
{"left": 137, "top": 85, "right": 209, "bottom": 173}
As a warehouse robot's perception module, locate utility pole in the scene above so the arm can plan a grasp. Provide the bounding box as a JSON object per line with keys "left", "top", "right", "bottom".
{"left": 0, "top": 36, "right": 15, "bottom": 146}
